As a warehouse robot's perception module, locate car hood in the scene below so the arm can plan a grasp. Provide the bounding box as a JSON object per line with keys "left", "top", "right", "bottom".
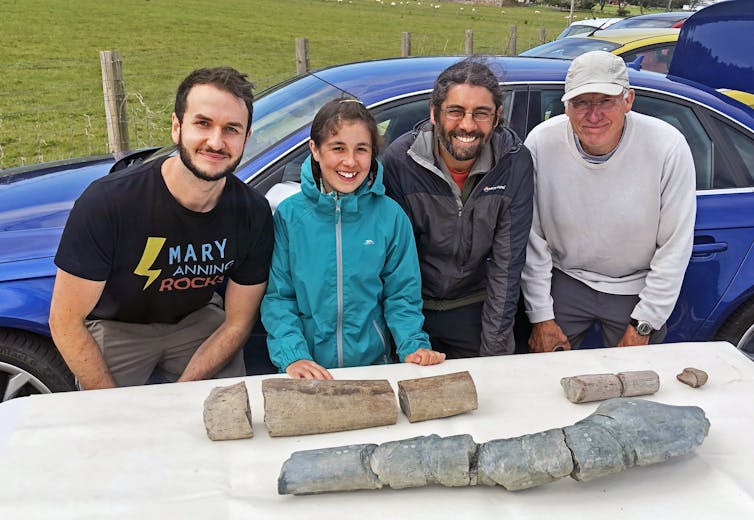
{"left": 0, "top": 156, "right": 114, "bottom": 265}
{"left": 668, "top": 0, "right": 754, "bottom": 97}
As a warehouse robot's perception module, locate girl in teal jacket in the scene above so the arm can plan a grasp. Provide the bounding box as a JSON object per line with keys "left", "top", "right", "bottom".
{"left": 261, "top": 99, "right": 445, "bottom": 379}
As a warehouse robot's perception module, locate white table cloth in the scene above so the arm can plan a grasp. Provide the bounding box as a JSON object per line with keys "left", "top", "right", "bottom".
{"left": 1, "top": 341, "right": 752, "bottom": 519}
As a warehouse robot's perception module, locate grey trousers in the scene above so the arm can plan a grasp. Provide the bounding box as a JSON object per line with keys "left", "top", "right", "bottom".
{"left": 84, "top": 293, "right": 246, "bottom": 388}
{"left": 552, "top": 269, "right": 667, "bottom": 349}
{"left": 423, "top": 302, "right": 485, "bottom": 359}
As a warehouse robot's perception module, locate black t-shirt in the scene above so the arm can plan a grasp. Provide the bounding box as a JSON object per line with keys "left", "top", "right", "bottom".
{"left": 55, "top": 157, "right": 274, "bottom": 324}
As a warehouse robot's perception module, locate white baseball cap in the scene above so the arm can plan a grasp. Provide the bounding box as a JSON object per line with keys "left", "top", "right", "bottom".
{"left": 561, "top": 51, "right": 629, "bottom": 102}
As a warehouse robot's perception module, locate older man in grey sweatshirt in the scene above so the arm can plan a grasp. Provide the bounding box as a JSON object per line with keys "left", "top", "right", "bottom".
{"left": 521, "top": 51, "right": 696, "bottom": 351}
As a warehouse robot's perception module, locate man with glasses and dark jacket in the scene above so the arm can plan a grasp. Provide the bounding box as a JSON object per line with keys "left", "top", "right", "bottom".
{"left": 521, "top": 51, "right": 696, "bottom": 352}
{"left": 382, "top": 57, "right": 534, "bottom": 358}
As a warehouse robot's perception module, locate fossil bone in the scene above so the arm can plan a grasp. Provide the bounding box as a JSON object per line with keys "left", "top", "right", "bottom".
{"left": 262, "top": 378, "right": 397, "bottom": 437}
{"left": 203, "top": 382, "right": 253, "bottom": 441}
{"left": 398, "top": 371, "right": 478, "bottom": 423}
{"left": 560, "top": 370, "right": 660, "bottom": 403}
{"left": 278, "top": 398, "right": 709, "bottom": 495}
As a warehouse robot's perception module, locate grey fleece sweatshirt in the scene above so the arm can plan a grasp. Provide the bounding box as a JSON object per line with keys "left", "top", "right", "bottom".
{"left": 522, "top": 112, "right": 696, "bottom": 330}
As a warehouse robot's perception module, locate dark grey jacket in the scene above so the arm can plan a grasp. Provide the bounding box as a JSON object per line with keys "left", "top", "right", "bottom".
{"left": 382, "top": 122, "right": 534, "bottom": 355}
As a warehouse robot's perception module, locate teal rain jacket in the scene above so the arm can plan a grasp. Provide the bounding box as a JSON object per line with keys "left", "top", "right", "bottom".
{"left": 261, "top": 156, "right": 431, "bottom": 371}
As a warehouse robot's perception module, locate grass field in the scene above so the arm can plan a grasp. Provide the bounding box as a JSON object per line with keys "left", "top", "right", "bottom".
{"left": 0, "top": 0, "right": 654, "bottom": 169}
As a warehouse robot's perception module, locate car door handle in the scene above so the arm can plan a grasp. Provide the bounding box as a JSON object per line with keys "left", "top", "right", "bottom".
{"left": 692, "top": 242, "right": 728, "bottom": 256}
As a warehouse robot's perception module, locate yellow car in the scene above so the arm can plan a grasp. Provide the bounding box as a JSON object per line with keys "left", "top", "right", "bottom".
{"left": 521, "top": 28, "right": 679, "bottom": 74}
{"left": 718, "top": 89, "right": 754, "bottom": 109}
{"left": 520, "top": 27, "right": 754, "bottom": 109}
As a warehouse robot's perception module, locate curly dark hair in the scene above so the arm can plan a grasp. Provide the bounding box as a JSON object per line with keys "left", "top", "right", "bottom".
{"left": 430, "top": 57, "right": 504, "bottom": 126}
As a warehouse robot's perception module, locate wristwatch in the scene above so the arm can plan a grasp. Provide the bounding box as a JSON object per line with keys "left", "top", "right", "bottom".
{"left": 630, "top": 318, "right": 654, "bottom": 336}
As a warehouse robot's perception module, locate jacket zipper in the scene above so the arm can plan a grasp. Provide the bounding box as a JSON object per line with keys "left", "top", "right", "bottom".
{"left": 445, "top": 200, "right": 464, "bottom": 296}
{"left": 452, "top": 199, "right": 464, "bottom": 258}
{"left": 372, "top": 320, "right": 388, "bottom": 364}
{"left": 452, "top": 173, "right": 491, "bottom": 277}
{"left": 335, "top": 199, "right": 344, "bottom": 368}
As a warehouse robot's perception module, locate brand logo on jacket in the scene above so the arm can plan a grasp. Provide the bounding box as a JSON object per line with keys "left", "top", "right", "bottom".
{"left": 483, "top": 184, "right": 507, "bottom": 192}
{"left": 363, "top": 239, "right": 375, "bottom": 246}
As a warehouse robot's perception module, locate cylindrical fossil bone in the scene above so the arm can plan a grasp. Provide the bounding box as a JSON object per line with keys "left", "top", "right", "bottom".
{"left": 262, "top": 378, "right": 397, "bottom": 437}
{"left": 370, "top": 434, "right": 477, "bottom": 489}
{"left": 477, "top": 428, "right": 573, "bottom": 490}
{"left": 278, "top": 398, "right": 710, "bottom": 495}
{"left": 397, "top": 371, "right": 478, "bottom": 423}
{"left": 676, "top": 367, "right": 708, "bottom": 388}
{"left": 560, "top": 370, "right": 660, "bottom": 403}
{"left": 203, "top": 382, "right": 253, "bottom": 441}
{"left": 278, "top": 443, "right": 381, "bottom": 495}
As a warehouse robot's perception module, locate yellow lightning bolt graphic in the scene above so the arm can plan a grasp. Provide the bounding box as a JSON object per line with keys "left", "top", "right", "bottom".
{"left": 133, "top": 237, "right": 166, "bottom": 290}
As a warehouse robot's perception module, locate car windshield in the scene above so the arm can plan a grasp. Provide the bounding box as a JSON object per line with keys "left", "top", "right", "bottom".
{"left": 557, "top": 25, "right": 599, "bottom": 39}
{"left": 520, "top": 38, "right": 622, "bottom": 59}
{"left": 240, "top": 74, "right": 347, "bottom": 164}
{"left": 143, "top": 73, "right": 347, "bottom": 168}
{"left": 610, "top": 18, "right": 683, "bottom": 29}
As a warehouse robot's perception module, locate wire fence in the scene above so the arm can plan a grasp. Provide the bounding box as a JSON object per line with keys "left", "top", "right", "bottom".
{"left": 0, "top": 27, "right": 552, "bottom": 170}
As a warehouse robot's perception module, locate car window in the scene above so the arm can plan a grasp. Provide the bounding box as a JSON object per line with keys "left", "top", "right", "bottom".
{"left": 376, "top": 97, "right": 430, "bottom": 148}
{"left": 506, "top": 88, "right": 529, "bottom": 139}
{"left": 709, "top": 118, "right": 754, "bottom": 189}
{"left": 241, "top": 75, "right": 348, "bottom": 166}
{"left": 519, "top": 38, "right": 622, "bottom": 59}
{"left": 630, "top": 95, "right": 712, "bottom": 190}
{"left": 621, "top": 44, "right": 675, "bottom": 74}
{"left": 540, "top": 90, "right": 566, "bottom": 121}
{"left": 529, "top": 89, "right": 713, "bottom": 190}
{"left": 259, "top": 96, "right": 432, "bottom": 191}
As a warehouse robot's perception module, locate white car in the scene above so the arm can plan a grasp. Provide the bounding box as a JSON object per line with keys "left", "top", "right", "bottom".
{"left": 556, "top": 17, "right": 622, "bottom": 39}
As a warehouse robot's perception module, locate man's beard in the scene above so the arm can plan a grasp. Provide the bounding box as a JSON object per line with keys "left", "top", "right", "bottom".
{"left": 437, "top": 129, "right": 488, "bottom": 162}
{"left": 178, "top": 139, "right": 242, "bottom": 182}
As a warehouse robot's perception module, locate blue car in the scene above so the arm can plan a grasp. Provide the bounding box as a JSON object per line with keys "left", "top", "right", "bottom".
{"left": 2, "top": 2, "right": 753, "bottom": 401}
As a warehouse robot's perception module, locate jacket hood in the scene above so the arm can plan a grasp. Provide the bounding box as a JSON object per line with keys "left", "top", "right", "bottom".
{"left": 299, "top": 155, "right": 385, "bottom": 214}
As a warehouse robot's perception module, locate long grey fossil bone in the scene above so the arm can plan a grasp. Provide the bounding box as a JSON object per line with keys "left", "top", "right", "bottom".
{"left": 278, "top": 398, "right": 710, "bottom": 495}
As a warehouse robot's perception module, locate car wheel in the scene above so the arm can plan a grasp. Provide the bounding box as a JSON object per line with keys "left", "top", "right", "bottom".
{"left": 714, "top": 301, "right": 754, "bottom": 361}
{"left": 0, "top": 329, "right": 75, "bottom": 402}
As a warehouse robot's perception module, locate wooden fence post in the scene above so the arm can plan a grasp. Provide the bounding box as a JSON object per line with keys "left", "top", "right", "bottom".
{"left": 401, "top": 32, "right": 411, "bottom": 57}
{"left": 99, "top": 50, "right": 129, "bottom": 156}
{"left": 507, "top": 25, "right": 517, "bottom": 56}
{"left": 539, "top": 26, "right": 546, "bottom": 44}
{"left": 465, "top": 29, "right": 474, "bottom": 55}
{"left": 296, "top": 38, "right": 310, "bottom": 75}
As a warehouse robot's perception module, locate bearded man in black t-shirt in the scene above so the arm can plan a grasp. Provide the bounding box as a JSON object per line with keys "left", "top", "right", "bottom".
{"left": 49, "top": 67, "right": 273, "bottom": 390}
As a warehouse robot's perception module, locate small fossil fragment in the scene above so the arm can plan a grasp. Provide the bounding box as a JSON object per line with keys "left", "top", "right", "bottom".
{"left": 278, "top": 398, "right": 710, "bottom": 495}
{"left": 203, "top": 382, "right": 253, "bottom": 441}
{"left": 560, "top": 370, "right": 659, "bottom": 403}
{"left": 398, "top": 371, "right": 478, "bottom": 423}
{"left": 676, "top": 367, "right": 708, "bottom": 388}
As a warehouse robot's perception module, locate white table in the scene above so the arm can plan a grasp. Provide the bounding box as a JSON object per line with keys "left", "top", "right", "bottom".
{"left": 1, "top": 342, "right": 752, "bottom": 519}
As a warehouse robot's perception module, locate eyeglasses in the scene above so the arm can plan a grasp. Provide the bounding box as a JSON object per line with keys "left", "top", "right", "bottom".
{"left": 568, "top": 96, "right": 624, "bottom": 115}
{"left": 440, "top": 108, "right": 494, "bottom": 123}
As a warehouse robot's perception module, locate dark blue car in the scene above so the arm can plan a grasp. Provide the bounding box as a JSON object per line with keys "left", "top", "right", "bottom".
{"left": 1, "top": 1, "right": 753, "bottom": 400}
